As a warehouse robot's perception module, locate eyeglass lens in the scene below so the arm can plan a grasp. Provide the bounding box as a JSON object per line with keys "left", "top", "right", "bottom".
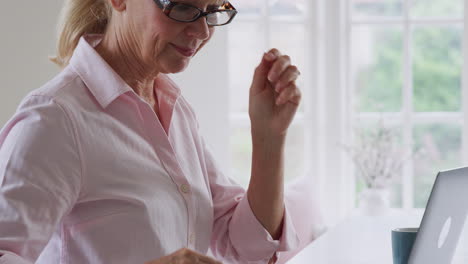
{"left": 171, "top": 5, "right": 201, "bottom": 21}
{"left": 206, "top": 11, "right": 233, "bottom": 25}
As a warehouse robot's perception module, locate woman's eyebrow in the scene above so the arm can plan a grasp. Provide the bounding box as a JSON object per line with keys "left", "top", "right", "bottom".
{"left": 181, "top": 0, "right": 225, "bottom": 10}
{"left": 206, "top": 1, "right": 226, "bottom": 10}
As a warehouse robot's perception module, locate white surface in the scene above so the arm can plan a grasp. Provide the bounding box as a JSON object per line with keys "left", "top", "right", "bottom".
{"left": 287, "top": 209, "right": 468, "bottom": 264}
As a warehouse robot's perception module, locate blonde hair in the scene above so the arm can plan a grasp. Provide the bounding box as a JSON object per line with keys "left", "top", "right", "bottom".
{"left": 50, "top": 0, "right": 112, "bottom": 68}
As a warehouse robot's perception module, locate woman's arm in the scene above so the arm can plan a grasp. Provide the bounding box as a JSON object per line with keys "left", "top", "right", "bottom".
{"left": 247, "top": 134, "right": 286, "bottom": 239}
{"left": 200, "top": 49, "right": 301, "bottom": 262}
{"left": 247, "top": 49, "right": 302, "bottom": 240}
{"left": 0, "top": 95, "right": 81, "bottom": 263}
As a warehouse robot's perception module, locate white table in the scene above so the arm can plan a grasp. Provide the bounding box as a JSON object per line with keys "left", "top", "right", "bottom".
{"left": 287, "top": 210, "right": 468, "bottom": 264}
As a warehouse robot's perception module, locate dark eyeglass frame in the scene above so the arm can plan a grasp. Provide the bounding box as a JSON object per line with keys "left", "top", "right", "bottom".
{"left": 153, "top": 0, "right": 238, "bottom": 26}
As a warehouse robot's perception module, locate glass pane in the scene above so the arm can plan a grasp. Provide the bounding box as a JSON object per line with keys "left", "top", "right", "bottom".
{"left": 413, "top": 26, "right": 462, "bottom": 112}
{"left": 229, "top": 123, "right": 252, "bottom": 187}
{"left": 352, "top": 26, "right": 403, "bottom": 112}
{"left": 228, "top": 22, "right": 266, "bottom": 112}
{"left": 410, "top": 0, "right": 464, "bottom": 19}
{"left": 270, "top": 23, "right": 306, "bottom": 112}
{"left": 352, "top": 0, "right": 403, "bottom": 19}
{"left": 232, "top": 0, "right": 263, "bottom": 17}
{"left": 229, "top": 122, "right": 305, "bottom": 188}
{"left": 413, "top": 123, "right": 462, "bottom": 208}
{"left": 269, "top": 0, "right": 307, "bottom": 17}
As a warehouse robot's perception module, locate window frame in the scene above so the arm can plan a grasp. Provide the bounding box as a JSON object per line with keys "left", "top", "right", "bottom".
{"left": 346, "top": 0, "right": 466, "bottom": 210}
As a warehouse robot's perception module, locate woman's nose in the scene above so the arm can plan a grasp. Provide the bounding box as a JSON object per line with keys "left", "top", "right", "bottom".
{"left": 186, "top": 17, "right": 210, "bottom": 40}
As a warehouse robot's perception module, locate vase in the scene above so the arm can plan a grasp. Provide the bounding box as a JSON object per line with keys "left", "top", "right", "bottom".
{"left": 359, "top": 188, "right": 390, "bottom": 216}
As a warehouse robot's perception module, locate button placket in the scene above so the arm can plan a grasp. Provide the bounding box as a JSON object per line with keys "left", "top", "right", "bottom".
{"left": 140, "top": 104, "right": 195, "bottom": 249}
{"left": 138, "top": 94, "right": 198, "bottom": 253}
{"left": 189, "top": 232, "right": 196, "bottom": 245}
{"left": 180, "top": 183, "right": 190, "bottom": 194}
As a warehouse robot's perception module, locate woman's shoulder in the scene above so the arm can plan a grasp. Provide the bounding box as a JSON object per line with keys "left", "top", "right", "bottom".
{"left": 26, "top": 66, "right": 83, "bottom": 102}
{"left": 19, "top": 66, "right": 92, "bottom": 114}
{"left": 2, "top": 68, "right": 83, "bottom": 152}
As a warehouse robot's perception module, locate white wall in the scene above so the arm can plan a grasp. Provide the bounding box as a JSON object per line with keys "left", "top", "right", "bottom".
{"left": 0, "top": 0, "right": 229, "bottom": 170}
{"left": 0, "top": 0, "right": 63, "bottom": 126}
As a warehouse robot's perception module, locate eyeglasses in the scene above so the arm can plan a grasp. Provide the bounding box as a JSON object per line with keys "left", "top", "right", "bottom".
{"left": 153, "top": 0, "right": 237, "bottom": 26}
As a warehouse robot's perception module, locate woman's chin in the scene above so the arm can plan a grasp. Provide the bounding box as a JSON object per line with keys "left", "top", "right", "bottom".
{"left": 165, "top": 60, "right": 190, "bottom": 74}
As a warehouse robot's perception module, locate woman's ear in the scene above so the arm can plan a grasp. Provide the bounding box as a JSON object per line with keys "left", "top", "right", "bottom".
{"left": 108, "top": 0, "right": 126, "bottom": 11}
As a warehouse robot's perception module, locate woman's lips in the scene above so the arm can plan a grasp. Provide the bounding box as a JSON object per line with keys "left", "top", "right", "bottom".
{"left": 171, "top": 44, "right": 196, "bottom": 57}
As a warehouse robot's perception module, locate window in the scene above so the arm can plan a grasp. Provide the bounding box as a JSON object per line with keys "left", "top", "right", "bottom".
{"left": 227, "top": 0, "right": 310, "bottom": 187}
{"left": 225, "top": 0, "right": 466, "bottom": 221}
{"left": 349, "top": 0, "right": 464, "bottom": 209}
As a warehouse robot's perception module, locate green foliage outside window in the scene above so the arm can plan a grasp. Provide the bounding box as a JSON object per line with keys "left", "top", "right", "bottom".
{"left": 356, "top": 27, "right": 462, "bottom": 112}
{"left": 355, "top": 28, "right": 403, "bottom": 112}
{"left": 413, "top": 27, "right": 462, "bottom": 112}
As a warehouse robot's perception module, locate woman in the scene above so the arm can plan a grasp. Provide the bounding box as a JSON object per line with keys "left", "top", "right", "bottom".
{"left": 0, "top": 0, "right": 302, "bottom": 263}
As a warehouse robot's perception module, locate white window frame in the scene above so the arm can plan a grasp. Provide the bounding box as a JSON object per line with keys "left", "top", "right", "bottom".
{"left": 346, "top": 0, "right": 467, "bottom": 212}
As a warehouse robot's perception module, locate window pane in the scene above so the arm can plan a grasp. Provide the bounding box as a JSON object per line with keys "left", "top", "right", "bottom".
{"left": 352, "top": 26, "right": 403, "bottom": 112}
{"left": 413, "top": 26, "right": 462, "bottom": 112}
{"left": 229, "top": 122, "right": 305, "bottom": 187}
{"left": 352, "top": 0, "right": 403, "bottom": 19}
{"left": 413, "top": 123, "right": 461, "bottom": 208}
{"left": 269, "top": 0, "right": 307, "bottom": 17}
{"left": 229, "top": 122, "right": 251, "bottom": 187}
{"left": 270, "top": 23, "right": 306, "bottom": 112}
{"left": 232, "top": 0, "right": 263, "bottom": 17}
{"left": 228, "top": 22, "right": 266, "bottom": 112}
{"left": 410, "top": 0, "right": 464, "bottom": 19}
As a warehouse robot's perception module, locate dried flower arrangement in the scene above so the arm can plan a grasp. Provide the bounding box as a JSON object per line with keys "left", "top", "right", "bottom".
{"left": 342, "top": 120, "right": 412, "bottom": 189}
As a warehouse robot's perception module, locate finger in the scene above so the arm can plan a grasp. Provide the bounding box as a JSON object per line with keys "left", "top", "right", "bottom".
{"left": 267, "top": 55, "right": 291, "bottom": 83}
{"left": 274, "top": 65, "right": 300, "bottom": 93}
{"left": 276, "top": 84, "right": 301, "bottom": 106}
{"left": 190, "top": 251, "right": 222, "bottom": 264}
{"left": 251, "top": 51, "right": 278, "bottom": 95}
{"left": 200, "top": 259, "right": 222, "bottom": 264}
{"left": 265, "top": 48, "right": 281, "bottom": 62}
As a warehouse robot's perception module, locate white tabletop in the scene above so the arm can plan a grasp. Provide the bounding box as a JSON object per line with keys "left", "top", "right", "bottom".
{"left": 287, "top": 209, "right": 468, "bottom": 264}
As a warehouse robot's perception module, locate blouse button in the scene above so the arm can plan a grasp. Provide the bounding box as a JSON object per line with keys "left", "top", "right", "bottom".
{"left": 180, "top": 184, "right": 190, "bottom": 194}
{"left": 189, "top": 233, "right": 196, "bottom": 244}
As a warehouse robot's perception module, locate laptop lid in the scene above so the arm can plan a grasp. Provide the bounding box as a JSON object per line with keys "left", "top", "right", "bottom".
{"left": 409, "top": 167, "right": 468, "bottom": 264}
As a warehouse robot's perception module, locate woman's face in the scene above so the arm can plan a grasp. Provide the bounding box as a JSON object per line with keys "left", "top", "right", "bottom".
{"left": 123, "top": 0, "right": 221, "bottom": 74}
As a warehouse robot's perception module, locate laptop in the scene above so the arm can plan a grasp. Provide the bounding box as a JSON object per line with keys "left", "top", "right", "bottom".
{"left": 408, "top": 167, "right": 468, "bottom": 264}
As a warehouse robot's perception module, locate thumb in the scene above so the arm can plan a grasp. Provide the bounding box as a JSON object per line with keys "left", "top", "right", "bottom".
{"left": 250, "top": 52, "right": 275, "bottom": 95}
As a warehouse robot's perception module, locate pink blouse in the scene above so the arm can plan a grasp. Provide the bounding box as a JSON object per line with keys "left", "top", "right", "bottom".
{"left": 0, "top": 35, "right": 298, "bottom": 264}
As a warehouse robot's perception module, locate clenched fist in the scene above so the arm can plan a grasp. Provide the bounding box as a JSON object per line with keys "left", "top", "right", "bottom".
{"left": 145, "top": 248, "right": 222, "bottom": 264}
{"left": 249, "top": 48, "right": 302, "bottom": 139}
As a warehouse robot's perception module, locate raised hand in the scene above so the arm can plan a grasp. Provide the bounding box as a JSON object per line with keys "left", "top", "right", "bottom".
{"left": 249, "top": 49, "right": 302, "bottom": 139}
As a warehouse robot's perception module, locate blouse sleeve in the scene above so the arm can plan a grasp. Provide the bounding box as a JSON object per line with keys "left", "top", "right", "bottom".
{"left": 0, "top": 95, "right": 82, "bottom": 262}
{"left": 203, "top": 138, "right": 300, "bottom": 263}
